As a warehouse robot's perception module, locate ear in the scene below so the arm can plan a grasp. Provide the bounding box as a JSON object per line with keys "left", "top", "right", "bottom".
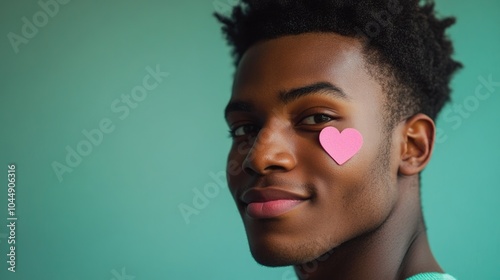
{"left": 398, "top": 113, "right": 436, "bottom": 176}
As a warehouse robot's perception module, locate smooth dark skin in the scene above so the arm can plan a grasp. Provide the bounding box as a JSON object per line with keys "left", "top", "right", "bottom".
{"left": 224, "top": 33, "right": 443, "bottom": 280}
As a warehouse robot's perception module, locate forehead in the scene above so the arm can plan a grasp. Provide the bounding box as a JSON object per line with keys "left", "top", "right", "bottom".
{"left": 232, "top": 32, "right": 384, "bottom": 105}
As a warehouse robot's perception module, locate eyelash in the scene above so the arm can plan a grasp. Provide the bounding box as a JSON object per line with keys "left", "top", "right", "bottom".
{"left": 227, "top": 124, "right": 259, "bottom": 138}
{"left": 299, "top": 114, "right": 336, "bottom": 125}
{"left": 228, "top": 113, "right": 336, "bottom": 138}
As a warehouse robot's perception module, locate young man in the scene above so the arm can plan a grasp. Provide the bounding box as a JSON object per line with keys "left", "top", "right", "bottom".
{"left": 215, "top": 1, "right": 462, "bottom": 279}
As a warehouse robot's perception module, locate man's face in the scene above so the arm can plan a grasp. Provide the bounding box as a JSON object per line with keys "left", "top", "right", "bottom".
{"left": 224, "top": 33, "right": 401, "bottom": 266}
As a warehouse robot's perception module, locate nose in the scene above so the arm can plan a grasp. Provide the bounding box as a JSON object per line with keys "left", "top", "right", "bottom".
{"left": 242, "top": 126, "right": 297, "bottom": 176}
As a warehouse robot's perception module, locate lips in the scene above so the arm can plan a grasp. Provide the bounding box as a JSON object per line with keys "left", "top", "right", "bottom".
{"left": 241, "top": 187, "right": 310, "bottom": 219}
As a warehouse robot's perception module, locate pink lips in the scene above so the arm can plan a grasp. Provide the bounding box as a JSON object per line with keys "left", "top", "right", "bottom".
{"left": 241, "top": 187, "right": 309, "bottom": 219}
{"left": 246, "top": 199, "right": 304, "bottom": 219}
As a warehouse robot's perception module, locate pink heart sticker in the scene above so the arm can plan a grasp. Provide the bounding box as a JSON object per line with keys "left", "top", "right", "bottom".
{"left": 319, "top": 127, "right": 363, "bottom": 165}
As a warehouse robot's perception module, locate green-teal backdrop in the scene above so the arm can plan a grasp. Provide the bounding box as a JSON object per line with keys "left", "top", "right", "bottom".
{"left": 1, "top": 0, "right": 499, "bottom": 279}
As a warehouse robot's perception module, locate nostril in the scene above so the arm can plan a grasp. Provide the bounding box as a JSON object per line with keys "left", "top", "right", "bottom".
{"left": 240, "top": 134, "right": 297, "bottom": 175}
{"left": 243, "top": 166, "right": 258, "bottom": 176}
{"left": 264, "top": 165, "right": 287, "bottom": 172}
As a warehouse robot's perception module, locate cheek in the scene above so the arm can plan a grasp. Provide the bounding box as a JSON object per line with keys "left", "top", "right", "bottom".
{"left": 301, "top": 135, "right": 396, "bottom": 233}
{"left": 226, "top": 148, "right": 243, "bottom": 176}
{"left": 226, "top": 142, "right": 251, "bottom": 198}
{"left": 226, "top": 148, "right": 241, "bottom": 191}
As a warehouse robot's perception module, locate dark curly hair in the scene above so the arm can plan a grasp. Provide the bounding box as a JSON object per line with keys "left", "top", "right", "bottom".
{"left": 214, "top": 0, "right": 463, "bottom": 128}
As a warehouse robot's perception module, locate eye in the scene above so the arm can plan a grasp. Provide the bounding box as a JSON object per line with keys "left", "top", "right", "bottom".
{"left": 228, "top": 124, "right": 259, "bottom": 138}
{"left": 300, "top": 114, "right": 335, "bottom": 125}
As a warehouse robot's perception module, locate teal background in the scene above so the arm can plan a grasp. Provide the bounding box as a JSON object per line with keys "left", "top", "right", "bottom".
{"left": 0, "top": 0, "right": 499, "bottom": 279}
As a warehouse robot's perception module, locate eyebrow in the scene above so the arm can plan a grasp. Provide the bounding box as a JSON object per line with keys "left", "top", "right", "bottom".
{"left": 278, "top": 82, "right": 348, "bottom": 104}
{"left": 224, "top": 82, "right": 348, "bottom": 119}
{"left": 224, "top": 100, "right": 254, "bottom": 120}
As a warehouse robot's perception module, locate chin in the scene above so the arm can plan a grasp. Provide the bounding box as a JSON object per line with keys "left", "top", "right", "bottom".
{"left": 250, "top": 245, "right": 298, "bottom": 267}
{"left": 247, "top": 236, "right": 328, "bottom": 267}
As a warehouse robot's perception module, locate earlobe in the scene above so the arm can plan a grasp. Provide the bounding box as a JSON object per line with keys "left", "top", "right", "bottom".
{"left": 398, "top": 113, "right": 436, "bottom": 176}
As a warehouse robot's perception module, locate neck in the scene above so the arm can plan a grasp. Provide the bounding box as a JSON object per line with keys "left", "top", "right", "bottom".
{"left": 294, "top": 175, "right": 443, "bottom": 280}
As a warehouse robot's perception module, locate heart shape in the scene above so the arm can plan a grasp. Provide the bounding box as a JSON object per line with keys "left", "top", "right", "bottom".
{"left": 319, "top": 127, "right": 363, "bottom": 165}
